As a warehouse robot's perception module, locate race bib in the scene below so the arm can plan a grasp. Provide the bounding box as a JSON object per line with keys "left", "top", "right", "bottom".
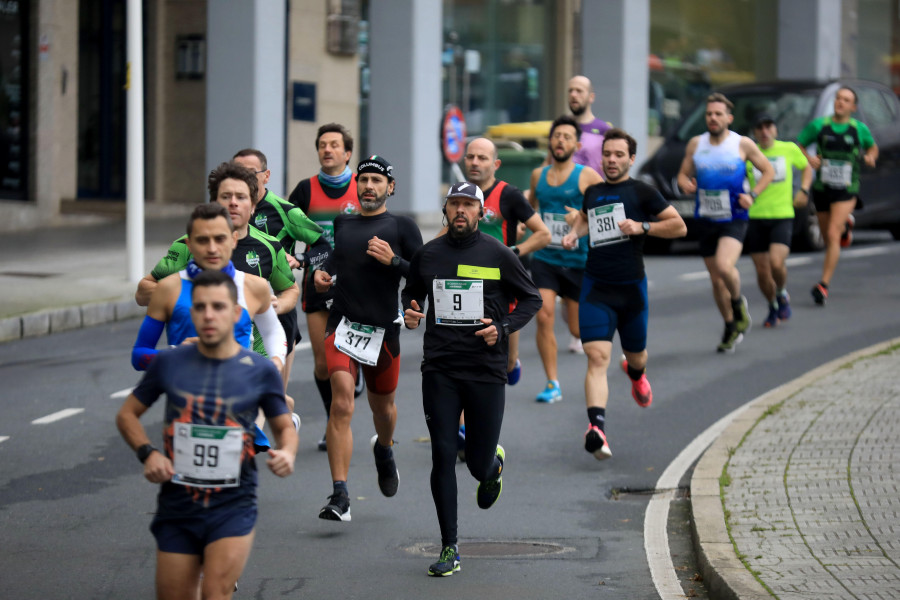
{"left": 334, "top": 316, "right": 385, "bottom": 366}
{"left": 698, "top": 189, "right": 732, "bottom": 220}
{"left": 433, "top": 279, "right": 484, "bottom": 326}
{"left": 820, "top": 159, "right": 852, "bottom": 188}
{"left": 543, "top": 213, "right": 571, "bottom": 248}
{"left": 753, "top": 155, "right": 786, "bottom": 183}
{"left": 172, "top": 423, "right": 243, "bottom": 488}
{"left": 315, "top": 221, "right": 336, "bottom": 246}
{"left": 587, "top": 203, "right": 628, "bottom": 248}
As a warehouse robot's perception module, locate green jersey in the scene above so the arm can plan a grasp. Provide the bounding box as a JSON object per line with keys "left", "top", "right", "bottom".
{"left": 252, "top": 189, "right": 324, "bottom": 256}
{"left": 797, "top": 116, "right": 874, "bottom": 195}
{"left": 746, "top": 140, "right": 808, "bottom": 219}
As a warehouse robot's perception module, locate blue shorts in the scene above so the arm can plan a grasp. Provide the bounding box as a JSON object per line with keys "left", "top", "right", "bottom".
{"left": 151, "top": 502, "right": 257, "bottom": 555}
{"left": 578, "top": 275, "right": 648, "bottom": 352}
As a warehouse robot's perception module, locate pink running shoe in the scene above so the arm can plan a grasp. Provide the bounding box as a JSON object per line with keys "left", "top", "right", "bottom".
{"left": 584, "top": 425, "right": 612, "bottom": 460}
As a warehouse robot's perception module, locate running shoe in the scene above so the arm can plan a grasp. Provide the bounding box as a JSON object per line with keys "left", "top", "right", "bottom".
{"left": 630, "top": 374, "right": 653, "bottom": 408}
{"left": 568, "top": 336, "right": 584, "bottom": 354}
{"left": 476, "top": 445, "right": 505, "bottom": 509}
{"left": 427, "top": 544, "right": 461, "bottom": 577}
{"left": 716, "top": 327, "right": 743, "bottom": 354}
{"left": 456, "top": 425, "right": 466, "bottom": 463}
{"left": 536, "top": 380, "right": 562, "bottom": 403}
{"left": 354, "top": 366, "right": 366, "bottom": 398}
{"left": 776, "top": 291, "right": 791, "bottom": 321}
{"left": 811, "top": 282, "right": 828, "bottom": 306}
{"left": 370, "top": 434, "right": 399, "bottom": 497}
{"left": 840, "top": 213, "right": 855, "bottom": 248}
{"left": 507, "top": 359, "right": 522, "bottom": 386}
{"left": 733, "top": 295, "right": 751, "bottom": 334}
{"left": 318, "top": 491, "right": 351, "bottom": 522}
{"left": 584, "top": 425, "right": 612, "bottom": 460}
{"left": 291, "top": 413, "right": 302, "bottom": 434}
{"left": 317, "top": 431, "right": 327, "bottom": 452}
{"left": 763, "top": 305, "right": 779, "bottom": 328}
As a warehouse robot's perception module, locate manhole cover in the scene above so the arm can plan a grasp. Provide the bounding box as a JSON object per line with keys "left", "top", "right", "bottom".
{"left": 407, "top": 540, "right": 572, "bottom": 559}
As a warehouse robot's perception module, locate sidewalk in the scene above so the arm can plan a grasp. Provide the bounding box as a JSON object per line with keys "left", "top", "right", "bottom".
{"left": 691, "top": 338, "right": 900, "bottom": 600}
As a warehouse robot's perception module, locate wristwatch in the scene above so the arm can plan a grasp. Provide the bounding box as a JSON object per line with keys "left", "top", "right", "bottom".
{"left": 136, "top": 444, "right": 158, "bottom": 464}
{"left": 800, "top": 188, "right": 810, "bottom": 196}
{"left": 390, "top": 255, "right": 401, "bottom": 268}
{"left": 511, "top": 245, "right": 520, "bottom": 256}
{"left": 641, "top": 222, "right": 651, "bottom": 235}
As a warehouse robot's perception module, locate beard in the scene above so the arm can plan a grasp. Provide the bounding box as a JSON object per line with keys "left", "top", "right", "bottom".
{"left": 552, "top": 147, "right": 575, "bottom": 163}
{"left": 359, "top": 194, "right": 387, "bottom": 212}
{"left": 448, "top": 216, "right": 478, "bottom": 238}
{"left": 570, "top": 101, "right": 586, "bottom": 117}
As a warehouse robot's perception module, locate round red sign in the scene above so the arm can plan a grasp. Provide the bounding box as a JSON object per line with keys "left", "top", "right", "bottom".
{"left": 441, "top": 106, "right": 467, "bottom": 163}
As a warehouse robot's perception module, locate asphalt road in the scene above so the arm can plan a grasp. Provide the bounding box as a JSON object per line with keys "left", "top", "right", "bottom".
{"left": 1, "top": 233, "right": 898, "bottom": 599}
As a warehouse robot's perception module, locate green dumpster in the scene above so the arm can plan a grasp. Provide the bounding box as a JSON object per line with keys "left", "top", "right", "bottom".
{"left": 495, "top": 148, "right": 546, "bottom": 191}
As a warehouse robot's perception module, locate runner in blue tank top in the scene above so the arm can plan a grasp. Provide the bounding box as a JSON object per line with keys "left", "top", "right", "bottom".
{"left": 528, "top": 115, "right": 603, "bottom": 404}
{"left": 677, "top": 93, "right": 774, "bottom": 353}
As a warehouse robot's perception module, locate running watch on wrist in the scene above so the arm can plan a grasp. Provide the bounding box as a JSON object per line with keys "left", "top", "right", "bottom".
{"left": 641, "top": 222, "right": 651, "bottom": 235}
{"left": 136, "top": 444, "right": 157, "bottom": 464}
{"left": 390, "top": 255, "right": 401, "bottom": 268}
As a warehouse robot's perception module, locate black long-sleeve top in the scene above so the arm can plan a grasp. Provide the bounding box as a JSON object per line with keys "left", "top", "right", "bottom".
{"left": 401, "top": 229, "right": 542, "bottom": 383}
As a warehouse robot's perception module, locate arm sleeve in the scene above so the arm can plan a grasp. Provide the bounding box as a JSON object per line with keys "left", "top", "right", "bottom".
{"left": 400, "top": 249, "right": 428, "bottom": 317}
{"left": 255, "top": 303, "right": 287, "bottom": 363}
{"left": 397, "top": 217, "right": 424, "bottom": 278}
{"left": 149, "top": 237, "right": 191, "bottom": 281}
{"left": 288, "top": 179, "right": 311, "bottom": 212}
{"left": 300, "top": 235, "right": 332, "bottom": 270}
{"left": 321, "top": 215, "right": 342, "bottom": 274}
{"left": 131, "top": 316, "right": 165, "bottom": 371}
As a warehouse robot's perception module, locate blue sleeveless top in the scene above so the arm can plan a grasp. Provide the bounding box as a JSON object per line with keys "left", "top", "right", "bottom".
{"left": 533, "top": 163, "right": 588, "bottom": 269}
{"left": 693, "top": 131, "right": 748, "bottom": 222}
{"left": 166, "top": 267, "right": 254, "bottom": 348}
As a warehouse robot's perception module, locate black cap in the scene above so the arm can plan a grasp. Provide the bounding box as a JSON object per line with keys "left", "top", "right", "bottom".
{"left": 753, "top": 114, "right": 775, "bottom": 129}
{"left": 444, "top": 181, "right": 484, "bottom": 204}
{"left": 357, "top": 155, "right": 394, "bottom": 181}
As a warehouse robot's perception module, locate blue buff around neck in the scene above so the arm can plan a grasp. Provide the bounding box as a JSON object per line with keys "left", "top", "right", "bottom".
{"left": 185, "top": 259, "right": 236, "bottom": 280}
{"left": 319, "top": 166, "right": 352, "bottom": 188}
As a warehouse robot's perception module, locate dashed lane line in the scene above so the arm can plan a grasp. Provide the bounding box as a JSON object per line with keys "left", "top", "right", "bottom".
{"left": 31, "top": 408, "right": 85, "bottom": 425}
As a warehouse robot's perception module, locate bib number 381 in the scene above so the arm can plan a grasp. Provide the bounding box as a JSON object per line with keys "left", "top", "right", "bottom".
{"left": 433, "top": 279, "right": 484, "bottom": 325}
{"left": 172, "top": 423, "right": 243, "bottom": 488}
{"left": 588, "top": 203, "right": 628, "bottom": 247}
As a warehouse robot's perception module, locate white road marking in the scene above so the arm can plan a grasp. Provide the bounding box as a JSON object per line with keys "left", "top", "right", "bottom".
{"left": 32, "top": 408, "right": 85, "bottom": 425}
{"left": 785, "top": 256, "right": 813, "bottom": 267}
{"left": 0, "top": 436, "right": 9, "bottom": 444}
{"left": 110, "top": 388, "right": 134, "bottom": 399}
{"left": 646, "top": 403, "right": 750, "bottom": 599}
{"left": 678, "top": 271, "right": 709, "bottom": 281}
{"left": 296, "top": 342, "right": 311, "bottom": 352}
{"left": 843, "top": 246, "right": 890, "bottom": 258}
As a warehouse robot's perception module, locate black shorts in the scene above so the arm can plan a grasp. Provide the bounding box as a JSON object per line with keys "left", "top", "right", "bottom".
{"left": 812, "top": 188, "right": 857, "bottom": 212}
{"left": 745, "top": 219, "right": 793, "bottom": 253}
{"left": 300, "top": 269, "right": 333, "bottom": 314}
{"left": 151, "top": 503, "right": 257, "bottom": 555}
{"left": 695, "top": 219, "right": 749, "bottom": 258}
{"left": 277, "top": 309, "right": 301, "bottom": 354}
{"left": 530, "top": 257, "right": 583, "bottom": 301}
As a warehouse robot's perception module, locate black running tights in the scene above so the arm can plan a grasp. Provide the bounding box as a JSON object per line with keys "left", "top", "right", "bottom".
{"left": 422, "top": 370, "right": 505, "bottom": 547}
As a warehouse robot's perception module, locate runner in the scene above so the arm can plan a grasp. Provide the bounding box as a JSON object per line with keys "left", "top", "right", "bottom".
{"left": 402, "top": 181, "right": 541, "bottom": 577}
{"left": 562, "top": 128, "right": 686, "bottom": 459}
{"left": 745, "top": 114, "right": 813, "bottom": 326}
{"left": 529, "top": 115, "right": 603, "bottom": 403}
{"left": 131, "top": 203, "right": 295, "bottom": 446}
{"left": 796, "top": 85, "right": 878, "bottom": 305}
{"left": 312, "top": 155, "right": 423, "bottom": 522}
{"left": 677, "top": 92, "right": 774, "bottom": 353}
{"left": 117, "top": 269, "right": 297, "bottom": 600}
{"left": 288, "top": 123, "right": 364, "bottom": 450}
{"left": 232, "top": 148, "right": 331, "bottom": 390}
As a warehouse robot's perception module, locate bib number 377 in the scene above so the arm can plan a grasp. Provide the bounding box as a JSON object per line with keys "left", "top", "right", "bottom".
{"left": 334, "top": 317, "right": 385, "bottom": 366}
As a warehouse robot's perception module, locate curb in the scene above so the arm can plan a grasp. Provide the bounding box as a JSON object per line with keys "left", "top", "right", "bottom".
{"left": 689, "top": 336, "right": 900, "bottom": 600}
{"left": 0, "top": 297, "right": 141, "bottom": 343}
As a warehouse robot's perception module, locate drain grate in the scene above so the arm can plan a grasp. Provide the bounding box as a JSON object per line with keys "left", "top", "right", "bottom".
{"left": 408, "top": 540, "right": 574, "bottom": 559}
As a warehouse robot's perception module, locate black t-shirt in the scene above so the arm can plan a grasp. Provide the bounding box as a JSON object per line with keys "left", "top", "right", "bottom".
{"left": 401, "top": 231, "right": 542, "bottom": 384}
{"left": 323, "top": 211, "right": 423, "bottom": 332}
{"left": 582, "top": 179, "right": 671, "bottom": 282}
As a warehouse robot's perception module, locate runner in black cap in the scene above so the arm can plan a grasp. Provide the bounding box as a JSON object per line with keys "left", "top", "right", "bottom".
{"left": 313, "top": 155, "right": 423, "bottom": 522}
{"left": 402, "top": 181, "right": 541, "bottom": 576}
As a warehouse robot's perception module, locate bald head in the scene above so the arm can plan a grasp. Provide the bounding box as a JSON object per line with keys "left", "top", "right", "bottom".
{"left": 464, "top": 137, "right": 500, "bottom": 188}
{"left": 567, "top": 75, "right": 595, "bottom": 120}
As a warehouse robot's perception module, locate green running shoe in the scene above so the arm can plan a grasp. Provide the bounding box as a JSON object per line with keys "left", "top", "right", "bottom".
{"left": 476, "top": 445, "right": 505, "bottom": 509}
{"left": 427, "top": 544, "right": 460, "bottom": 577}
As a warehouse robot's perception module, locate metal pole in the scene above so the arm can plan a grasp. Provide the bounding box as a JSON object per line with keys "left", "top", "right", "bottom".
{"left": 125, "top": 0, "right": 145, "bottom": 283}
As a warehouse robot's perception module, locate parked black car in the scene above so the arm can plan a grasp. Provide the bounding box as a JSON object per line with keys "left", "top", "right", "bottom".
{"left": 638, "top": 79, "right": 900, "bottom": 252}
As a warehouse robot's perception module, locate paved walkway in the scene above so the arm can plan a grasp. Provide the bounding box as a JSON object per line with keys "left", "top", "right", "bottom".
{"left": 3, "top": 212, "right": 899, "bottom": 599}
{"left": 692, "top": 339, "right": 900, "bottom": 600}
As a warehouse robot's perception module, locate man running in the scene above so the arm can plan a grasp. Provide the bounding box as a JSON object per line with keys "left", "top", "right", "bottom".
{"left": 232, "top": 148, "right": 331, "bottom": 388}
{"left": 567, "top": 75, "right": 612, "bottom": 175}
{"left": 529, "top": 115, "right": 603, "bottom": 403}
{"left": 288, "top": 123, "right": 364, "bottom": 450}
{"left": 312, "top": 155, "right": 423, "bottom": 522}
{"left": 562, "top": 128, "right": 686, "bottom": 460}
{"left": 402, "top": 182, "right": 541, "bottom": 577}
{"left": 745, "top": 114, "right": 813, "bottom": 326}
{"left": 117, "top": 269, "right": 297, "bottom": 600}
{"left": 796, "top": 85, "right": 878, "bottom": 305}
{"left": 677, "top": 92, "right": 774, "bottom": 353}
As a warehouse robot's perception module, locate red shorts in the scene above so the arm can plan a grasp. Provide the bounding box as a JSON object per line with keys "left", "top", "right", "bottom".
{"left": 324, "top": 331, "right": 401, "bottom": 395}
